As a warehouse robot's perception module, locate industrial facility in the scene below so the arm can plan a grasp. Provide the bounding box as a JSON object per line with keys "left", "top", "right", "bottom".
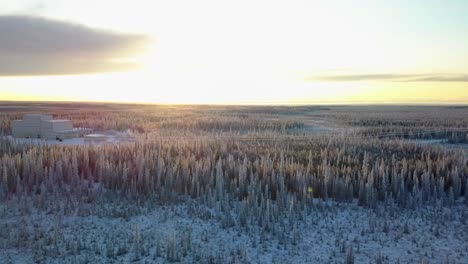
{"left": 12, "top": 114, "right": 91, "bottom": 140}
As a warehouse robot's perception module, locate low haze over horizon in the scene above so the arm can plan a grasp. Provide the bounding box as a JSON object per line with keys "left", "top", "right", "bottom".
{"left": 0, "top": 0, "right": 467, "bottom": 104}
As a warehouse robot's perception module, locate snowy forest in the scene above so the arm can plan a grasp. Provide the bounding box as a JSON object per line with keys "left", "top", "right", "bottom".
{"left": 0, "top": 103, "right": 467, "bottom": 263}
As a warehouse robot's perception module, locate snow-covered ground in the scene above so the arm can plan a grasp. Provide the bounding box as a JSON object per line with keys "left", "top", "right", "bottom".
{"left": 408, "top": 139, "right": 449, "bottom": 145}
{"left": 407, "top": 139, "right": 468, "bottom": 154}
{"left": 10, "top": 136, "right": 88, "bottom": 146}
{"left": 1, "top": 197, "right": 466, "bottom": 264}
{"left": 6, "top": 131, "right": 136, "bottom": 146}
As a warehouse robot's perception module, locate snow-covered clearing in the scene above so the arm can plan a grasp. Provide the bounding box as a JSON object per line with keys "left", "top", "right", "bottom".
{"left": 6, "top": 130, "right": 135, "bottom": 146}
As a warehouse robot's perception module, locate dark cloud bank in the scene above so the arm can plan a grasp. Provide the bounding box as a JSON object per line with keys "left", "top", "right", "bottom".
{"left": 0, "top": 15, "right": 151, "bottom": 76}
{"left": 306, "top": 73, "right": 468, "bottom": 82}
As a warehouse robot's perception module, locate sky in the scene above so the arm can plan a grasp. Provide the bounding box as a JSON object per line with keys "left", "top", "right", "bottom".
{"left": 0, "top": 0, "right": 467, "bottom": 104}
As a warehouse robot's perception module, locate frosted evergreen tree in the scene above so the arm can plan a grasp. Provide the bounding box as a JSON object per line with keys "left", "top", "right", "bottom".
{"left": 465, "top": 178, "right": 468, "bottom": 205}
{"left": 215, "top": 159, "right": 225, "bottom": 201}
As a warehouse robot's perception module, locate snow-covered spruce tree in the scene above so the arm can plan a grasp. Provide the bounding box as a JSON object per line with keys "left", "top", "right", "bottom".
{"left": 451, "top": 168, "right": 461, "bottom": 200}
{"left": 345, "top": 246, "right": 354, "bottom": 264}
{"left": 154, "top": 233, "right": 163, "bottom": 258}
{"left": 166, "top": 232, "right": 177, "bottom": 262}
{"left": 465, "top": 178, "right": 468, "bottom": 205}
{"left": 180, "top": 226, "right": 192, "bottom": 257}
{"left": 420, "top": 171, "right": 428, "bottom": 203}
{"left": 215, "top": 159, "right": 225, "bottom": 201}
{"left": 132, "top": 224, "right": 142, "bottom": 261}
{"left": 446, "top": 187, "right": 455, "bottom": 207}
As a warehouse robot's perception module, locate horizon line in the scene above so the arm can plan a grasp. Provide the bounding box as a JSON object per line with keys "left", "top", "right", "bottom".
{"left": 1, "top": 99, "right": 467, "bottom": 107}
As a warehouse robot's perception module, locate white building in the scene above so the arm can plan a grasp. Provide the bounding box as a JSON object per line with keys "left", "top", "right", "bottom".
{"left": 12, "top": 114, "right": 90, "bottom": 140}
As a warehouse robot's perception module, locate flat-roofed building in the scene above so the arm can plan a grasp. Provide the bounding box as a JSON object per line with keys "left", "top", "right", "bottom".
{"left": 12, "top": 114, "right": 91, "bottom": 140}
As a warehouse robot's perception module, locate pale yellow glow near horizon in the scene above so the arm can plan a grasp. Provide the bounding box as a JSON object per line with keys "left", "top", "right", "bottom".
{"left": 2, "top": 73, "right": 467, "bottom": 104}
{"left": 0, "top": 0, "right": 468, "bottom": 104}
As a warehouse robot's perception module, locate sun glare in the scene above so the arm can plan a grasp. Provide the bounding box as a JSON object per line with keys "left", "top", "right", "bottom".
{"left": 0, "top": 0, "right": 467, "bottom": 104}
